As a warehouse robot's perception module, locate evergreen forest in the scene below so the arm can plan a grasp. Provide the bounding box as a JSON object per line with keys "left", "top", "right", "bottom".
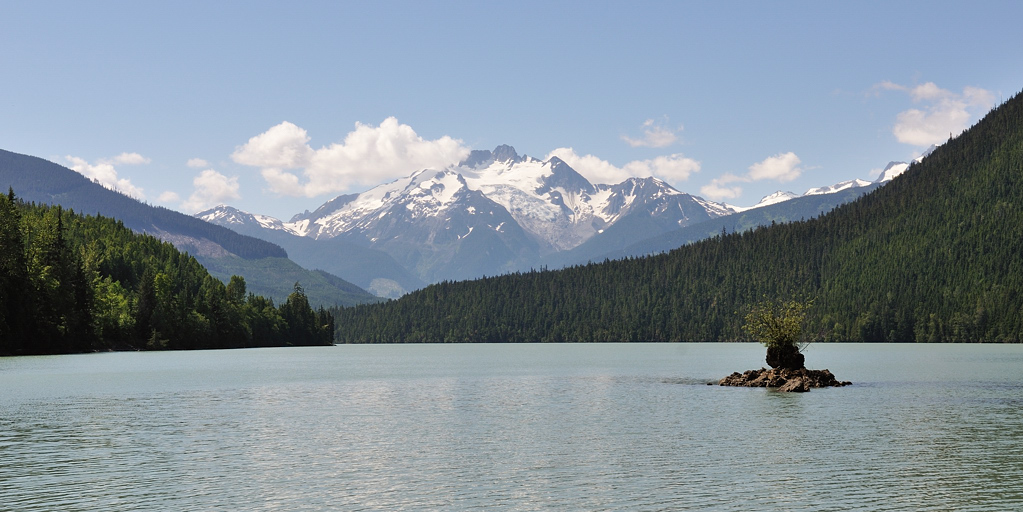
{"left": 333, "top": 88, "right": 1023, "bottom": 343}
{"left": 0, "top": 193, "right": 334, "bottom": 355}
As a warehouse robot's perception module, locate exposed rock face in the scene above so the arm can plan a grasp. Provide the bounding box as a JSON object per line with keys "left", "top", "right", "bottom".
{"left": 718, "top": 367, "right": 851, "bottom": 392}
{"left": 765, "top": 344, "right": 804, "bottom": 370}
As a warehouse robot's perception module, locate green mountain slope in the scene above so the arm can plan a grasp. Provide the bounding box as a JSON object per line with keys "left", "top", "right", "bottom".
{"left": 334, "top": 89, "right": 1023, "bottom": 343}
{"left": 0, "top": 149, "right": 377, "bottom": 307}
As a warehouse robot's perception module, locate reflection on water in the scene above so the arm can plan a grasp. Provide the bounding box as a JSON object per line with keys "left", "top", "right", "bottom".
{"left": 1, "top": 343, "right": 1021, "bottom": 511}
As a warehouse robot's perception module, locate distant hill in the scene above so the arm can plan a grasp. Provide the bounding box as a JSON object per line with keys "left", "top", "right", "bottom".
{"left": 0, "top": 149, "right": 377, "bottom": 307}
{"left": 334, "top": 89, "right": 1023, "bottom": 343}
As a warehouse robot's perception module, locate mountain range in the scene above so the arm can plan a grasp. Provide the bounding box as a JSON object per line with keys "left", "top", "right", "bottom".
{"left": 200, "top": 145, "right": 921, "bottom": 294}
{"left": 0, "top": 149, "right": 378, "bottom": 307}
{"left": 331, "top": 89, "right": 1023, "bottom": 343}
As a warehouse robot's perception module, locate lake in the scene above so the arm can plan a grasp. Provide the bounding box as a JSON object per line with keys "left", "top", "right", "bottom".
{"left": 1, "top": 343, "right": 1021, "bottom": 511}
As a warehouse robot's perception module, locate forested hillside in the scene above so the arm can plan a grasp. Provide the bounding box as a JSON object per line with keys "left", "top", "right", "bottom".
{"left": 0, "top": 194, "right": 334, "bottom": 355}
{"left": 333, "top": 89, "right": 1023, "bottom": 343}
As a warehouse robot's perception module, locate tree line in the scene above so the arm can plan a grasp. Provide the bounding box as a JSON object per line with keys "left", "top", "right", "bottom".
{"left": 0, "top": 192, "right": 333, "bottom": 355}
{"left": 331, "top": 88, "right": 1023, "bottom": 343}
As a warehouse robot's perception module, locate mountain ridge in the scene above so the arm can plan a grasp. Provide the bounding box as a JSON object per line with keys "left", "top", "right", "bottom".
{"left": 0, "top": 149, "right": 377, "bottom": 307}
{"left": 203, "top": 144, "right": 919, "bottom": 285}
{"left": 201, "top": 146, "right": 737, "bottom": 283}
{"left": 331, "top": 88, "right": 1023, "bottom": 342}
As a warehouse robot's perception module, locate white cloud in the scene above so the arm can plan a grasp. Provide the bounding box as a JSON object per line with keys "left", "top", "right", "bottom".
{"left": 232, "top": 118, "right": 470, "bottom": 197}
{"left": 621, "top": 117, "right": 681, "bottom": 148}
{"left": 158, "top": 191, "right": 181, "bottom": 203}
{"left": 259, "top": 168, "right": 305, "bottom": 197}
{"left": 699, "top": 174, "right": 745, "bottom": 201}
{"left": 65, "top": 154, "right": 146, "bottom": 199}
{"left": 623, "top": 154, "right": 701, "bottom": 182}
{"left": 546, "top": 148, "right": 700, "bottom": 185}
{"left": 698, "top": 153, "right": 803, "bottom": 201}
{"left": 186, "top": 158, "right": 210, "bottom": 169}
{"left": 232, "top": 121, "right": 313, "bottom": 170}
{"left": 181, "top": 169, "right": 241, "bottom": 213}
{"left": 747, "top": 152, "right": 802, "bottom": 182}
{"left": 877, "top": 81, "right": 995, "bottom": 147}
{"left": 106, "top": 152, "right": 151, "bottom": 165}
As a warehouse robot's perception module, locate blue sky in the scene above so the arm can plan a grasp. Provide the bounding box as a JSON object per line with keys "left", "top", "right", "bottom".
{"left": 3, "top": 0, "right": 1022, "bottom": 219}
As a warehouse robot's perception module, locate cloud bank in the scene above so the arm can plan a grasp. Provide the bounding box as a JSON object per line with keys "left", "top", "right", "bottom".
{"left": 876, "top": 81, "right": 995, "bottom": 147}
{"left": 232, "top": 118, "right": 471, "bottom": 197}
{"left": 546, "top": 148, "right": 700, "bottom": 185}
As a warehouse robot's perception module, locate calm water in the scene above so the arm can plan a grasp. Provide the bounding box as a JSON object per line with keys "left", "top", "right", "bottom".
{"left": 1, "top": 343, "right": 1021, "bottom": 511}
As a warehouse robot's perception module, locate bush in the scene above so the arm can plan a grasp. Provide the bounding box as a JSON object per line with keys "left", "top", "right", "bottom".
{"left": 743, "top": 299, "right": 813, "bottom": 349}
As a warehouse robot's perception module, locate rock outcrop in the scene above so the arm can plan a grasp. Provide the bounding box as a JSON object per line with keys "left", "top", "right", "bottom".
{"left": 718, "top": 367, "right": 851, "bottom": 392}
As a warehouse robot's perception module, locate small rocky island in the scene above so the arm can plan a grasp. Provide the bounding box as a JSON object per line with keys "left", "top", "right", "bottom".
{"left": 719, "top": 367, "right": 852, "bottom": 392}
{"left": 719, "top": 300, "right": 851, "bottom": 392}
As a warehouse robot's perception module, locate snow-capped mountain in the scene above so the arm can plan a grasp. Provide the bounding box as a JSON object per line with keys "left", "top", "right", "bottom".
{"left": 805, "top": 179, "right": 873, "bottom": 196}
{"left": 200, "top": 145, "right": 734, "bottom": 284}
{"left": 874, "top": 161, "right": 911, "bottom": 183}
{"left": 732, "top": 178, "right": 879, "bottom": 213}
{"left": 199, "top": 204, "right": 300, "bottom": 234}
{"left": 727, "top": 145, "right": 936, "bottom": 213}
{"left": 200, "top": 143, "right": 926, "bottom": 290}
{"left": 731, "top": 191, "right": 802, "bottom": 212}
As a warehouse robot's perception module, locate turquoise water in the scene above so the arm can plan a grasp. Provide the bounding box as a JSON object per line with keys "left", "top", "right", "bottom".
{"left": 1, "top": 343, "right": 1021, "bottom": 510}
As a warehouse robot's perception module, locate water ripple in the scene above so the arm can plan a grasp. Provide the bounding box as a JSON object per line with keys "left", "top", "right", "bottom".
{"left": 1, "top": 344, "right": 1022, "bottom": 510}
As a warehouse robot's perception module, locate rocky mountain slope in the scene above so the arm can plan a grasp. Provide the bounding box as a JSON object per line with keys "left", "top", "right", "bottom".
{"left": 201, "top": 146, "right": 735, "bottom": 284}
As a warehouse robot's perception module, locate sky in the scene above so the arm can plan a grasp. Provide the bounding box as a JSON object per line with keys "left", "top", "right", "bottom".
{"left": 3, "top": 0, "right": 1022, "bottom": 220}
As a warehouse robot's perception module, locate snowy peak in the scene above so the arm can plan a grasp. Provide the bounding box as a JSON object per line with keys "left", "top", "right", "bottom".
{"left": 805, "top": 179, "right": 872, "bottom": 195}
{"left": 196, "top": 143, "right": 932, "bottom": 287}
{"left": 290, "top": 193, "right": 358, "bottom": 223}
{"left": 538, "top": 156, "right": 596, "bottom": 196}
{"left": 597, "top": 177, "right": 683, "bottom": 219}
{"left": 875, "top": 162, "right": 910, "bottom": 183}
{"left": 757, "top": 191, "right": 800, "bottom": 208}
{"left": 918, "top": 144, "right": 937, "bottom": 162}
{"left": 875, "top": 145, "right": 936, "bottom": 183}
{"left": 197, "top": 205, "right": 295, "bottom": 233}
{"left": 459, "top": 144, "right": 524, "bottom": 169}
{"left": 728, "top": 150, "right": 926, "bottom": 212}
{"left": 197, "top": 205, "right": 250, "bottom": 225}
{"left": 492, "top": 144, "right": 522, "bottom": 163}
{"left": 277, "top": 145, "right": 733, "bottom": 255}
{"left": 298, "top": 168, "right": 475, "bottom": 239}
